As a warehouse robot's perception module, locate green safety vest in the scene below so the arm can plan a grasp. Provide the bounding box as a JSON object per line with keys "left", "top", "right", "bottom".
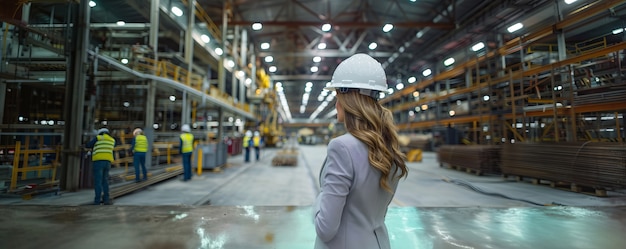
{"left": 243, "top": 136, "right": 251, "bottom": 148}
{"left": 253, "top": 136, "right": 261, "bottom": 147}
{"left": 134, "top": 134, "right": 148, "bottom": 153}
{"left": 180, "top": 133, "right": 194, "bottom": 153}
{"left": 92, "top": 134, "right": 115, "bottom": 162}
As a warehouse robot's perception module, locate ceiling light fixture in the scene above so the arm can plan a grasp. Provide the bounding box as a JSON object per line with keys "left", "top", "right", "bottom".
{"left": 471, "top": 42, "right": 485, "bottom": 51}
{"left": 507, "top": 22, "right": 523, "bottom": 33}
{"left": 252, "top": 22, "right": 263, "bottom": 30}
{"left": 265, "top": 56, "right": 273, "bottom": 63}
{"left": 171, "top": 6, "right": 183, "bottom": 17}
{"left": 313, "top": 56, "right": 321, "bottom": 63}
{"left": 368, "top": 42, "right": 378, "bottom": 50}
{"left": 260, "top": 42, "right": 270, "bottom": 49}
{"left": 564, "top": 0, "right": 577, "bottom": 4}
{"left": 226, "top": 60, "right": 235, "bottom": 68}
{"left": 269, "top": 66, "right": 277, "bottom": 72}
{"left": 116, "top": 21, "right": 125, "bottom": 26}
{"left": 443, "top": 57, "right": 455, "bottom": 66}
{"left": 215, "top": 48, "right": 223, "bottom": 55}
{"left": 422, "top": 69, "right": 432, "bottom": 77}
{"left": 382, "top": 24, "right": 393, "bottom": 33}
{"left": 201, "top": 34, "right": 210, "bottom": 43}
{"left": 322, "top": 23, "right": 332, "bottom": 32}
{"left": 89, "top": 1, "right": 96, "bottom": 7}
{"left": 317, "top": 43, "right": 327, "bottom": 49}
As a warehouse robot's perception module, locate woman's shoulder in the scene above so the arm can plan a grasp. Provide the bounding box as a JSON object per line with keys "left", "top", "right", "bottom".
{"left": 330, "top": 133, "right": 360, "bottom": 147}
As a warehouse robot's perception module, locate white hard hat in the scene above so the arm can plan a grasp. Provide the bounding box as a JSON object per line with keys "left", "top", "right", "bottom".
{"left": 324, "top": 53, "right": 387, "bottom": 97}
{"left": 133, "top": 128, "right": 143, "bottom": 136}
{"left": 245, "top": 130, "right": 252, "bottom": 137}
{"left": 181, "top": 124, "right": 191, "bottom": 132}
{"left": 97, "top": 128, "right": 109, "bottom": 134}
{"left": 254, "top": 131, "right": 260, "bottom": 136}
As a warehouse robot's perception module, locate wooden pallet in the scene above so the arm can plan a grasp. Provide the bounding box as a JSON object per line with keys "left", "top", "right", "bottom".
{"left": 441, "top": 163, "right": 483, "bottom": 176}
{"left": 502, "top": 174, "right": 608, "bottom": 197}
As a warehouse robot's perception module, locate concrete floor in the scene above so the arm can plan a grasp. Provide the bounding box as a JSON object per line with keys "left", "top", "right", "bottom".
{"left": 1, "top": 145, "right": 626, "bottom": 248}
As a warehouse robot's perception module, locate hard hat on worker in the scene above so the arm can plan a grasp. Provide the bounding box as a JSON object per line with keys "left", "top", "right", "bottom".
{"left": 181, "top": 124, "right": 191, "bottom": 132}
{"left": 133, "top": 128, "right": 143, "bottom": 136}
{"left": 97, "top": 128, "right": 109, "bottom": 135}
{"left": 245, "top": 130, "right": 252, "bottom": 137}
{"left": 254, "top": 131, "right": 260, "bottom": 136}
{"left": 324, "top": 53, "right": 388, "bottom": 98}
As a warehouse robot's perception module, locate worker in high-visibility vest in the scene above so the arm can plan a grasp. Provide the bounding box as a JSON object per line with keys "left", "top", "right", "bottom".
{"left": 253, "top": 131, "right": 263, "bottom": 161}
{"left": 85, "top": 128, "right": 118, "bottom": 205}
{"left": 131, "top": 128, "right": 149, "bottom": 182}
{"left": 243, "top": 130, "right": 252, "bottom": 163}
{"left": 179, "top": 124, "right": 194, "bottom": 181}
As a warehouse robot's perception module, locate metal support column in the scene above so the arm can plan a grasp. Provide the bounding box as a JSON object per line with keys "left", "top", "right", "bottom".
{"left": 0, "top": 82, "right": 6, "bottom": 128}
{"left": 144, "top": 0, "right": 160, "bottom": 168}
{"left": 215, "top": 1, "right": 230, "bottom": 140}
{"left": 248, "top": 51, "right": 257, "bottom": 117}
{"left": 232, "top": 25, "right": 240, "bottom": 102}
{"left": 86, "top": 47, "right": 98, "bottom": 133}
{"left": 61, "top": 0, "right": 90, "bottom": 191}
{"left": 498, "top": 34, "right": 506, "bottom": 77}
{"left": 183, "top": 0, "right": 195, "bottom": 126}
{"left": 218, "top": 2, "right": 228, "bottom": 93}
{"left": 217, "top": 108, "right": 224, "bottom": 142}
{"left": 182, "top": 91, "right": 188, "bottom": 127}
{"left": 240, "top": 29, "right": 248, "bottom": 103}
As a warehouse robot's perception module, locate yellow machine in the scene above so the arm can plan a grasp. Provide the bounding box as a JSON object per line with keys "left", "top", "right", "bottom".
{"left": 249, "top": 66, "right": 284, "bottom": 147}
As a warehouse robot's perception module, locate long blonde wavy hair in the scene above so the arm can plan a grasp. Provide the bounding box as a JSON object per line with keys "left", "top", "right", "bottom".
{"left": 336, "top": 90, "right": 408, "bottom": 193}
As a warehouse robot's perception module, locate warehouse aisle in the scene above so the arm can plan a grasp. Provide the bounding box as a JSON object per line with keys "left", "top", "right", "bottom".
{"left": 3, "top": 144, "right": 626, "bottom": 207}
{"left": 115, "top": 144, "right": 626, "bottom": 207}
{"left": 2, "top": 145, "right": 626, "bottom": 249}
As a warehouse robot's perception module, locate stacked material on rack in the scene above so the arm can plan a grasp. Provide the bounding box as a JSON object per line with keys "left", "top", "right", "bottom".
{"left": 437, "top": 145, "right": 501, "bottom": 175}
{"left": 501, "top": 142, "right": 626, "bottom": 189}
{"left": 399, "top": 134, "right": 432, "bottom": 152}
{"left": 574, "top": 88, "right": 626, "bottom": 106}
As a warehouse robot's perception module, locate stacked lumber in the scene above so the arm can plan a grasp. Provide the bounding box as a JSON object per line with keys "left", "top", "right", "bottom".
{"left": 437, "top": 145, "right": 502, "bottom": 175}
{"left": 574, "top": 89, "right": 626, "bottom": 106}
{"left": 501, "top": 142, "right": 626, "bottom": 189}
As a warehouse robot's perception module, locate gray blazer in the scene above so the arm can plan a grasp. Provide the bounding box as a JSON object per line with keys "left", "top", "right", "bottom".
{"left": 314, "top": 133, "right": 400, "bottom": 249}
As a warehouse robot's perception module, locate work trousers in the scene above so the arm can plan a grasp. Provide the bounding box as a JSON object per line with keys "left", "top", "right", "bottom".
{"left": 92, "top": 160, "right": 111, "bottom": 204}
{"left": 244, "top": 146, "right": 250, "bottom": 162}
{"left": 182, "top": 152, "right": 192, "bottom": 181}
{"left": 133, "top": 152, "right": 147, "bottom": 182}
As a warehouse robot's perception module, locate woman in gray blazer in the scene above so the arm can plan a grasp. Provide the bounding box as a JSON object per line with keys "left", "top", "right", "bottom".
{"left": 314, "top": 53, "right": 408, "bottom": 249}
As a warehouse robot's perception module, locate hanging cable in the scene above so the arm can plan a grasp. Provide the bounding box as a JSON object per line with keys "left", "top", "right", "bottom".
{"left": 441, "top": 176, "right": 566, "bottom": 206}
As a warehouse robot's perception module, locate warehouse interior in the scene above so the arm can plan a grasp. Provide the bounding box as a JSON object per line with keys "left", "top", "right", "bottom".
{"left": 1, "top": 0, "right": 626, "bottom": 248}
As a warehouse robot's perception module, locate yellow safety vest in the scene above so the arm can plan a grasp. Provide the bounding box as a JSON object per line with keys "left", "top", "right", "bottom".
{"left": 243, "top": 136, "right": 251, "bottom": 148}
{"left": 180, "top": 133, "right": 194, "bottom": 153}
{"left": 253, "top": 136, "right": 261, "bottom": 147}
{"left": 133, "top": 134, "right": 148, "bottom": 152}
{"left": 92, "top": 134, "right": 115, "bottom": 162}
